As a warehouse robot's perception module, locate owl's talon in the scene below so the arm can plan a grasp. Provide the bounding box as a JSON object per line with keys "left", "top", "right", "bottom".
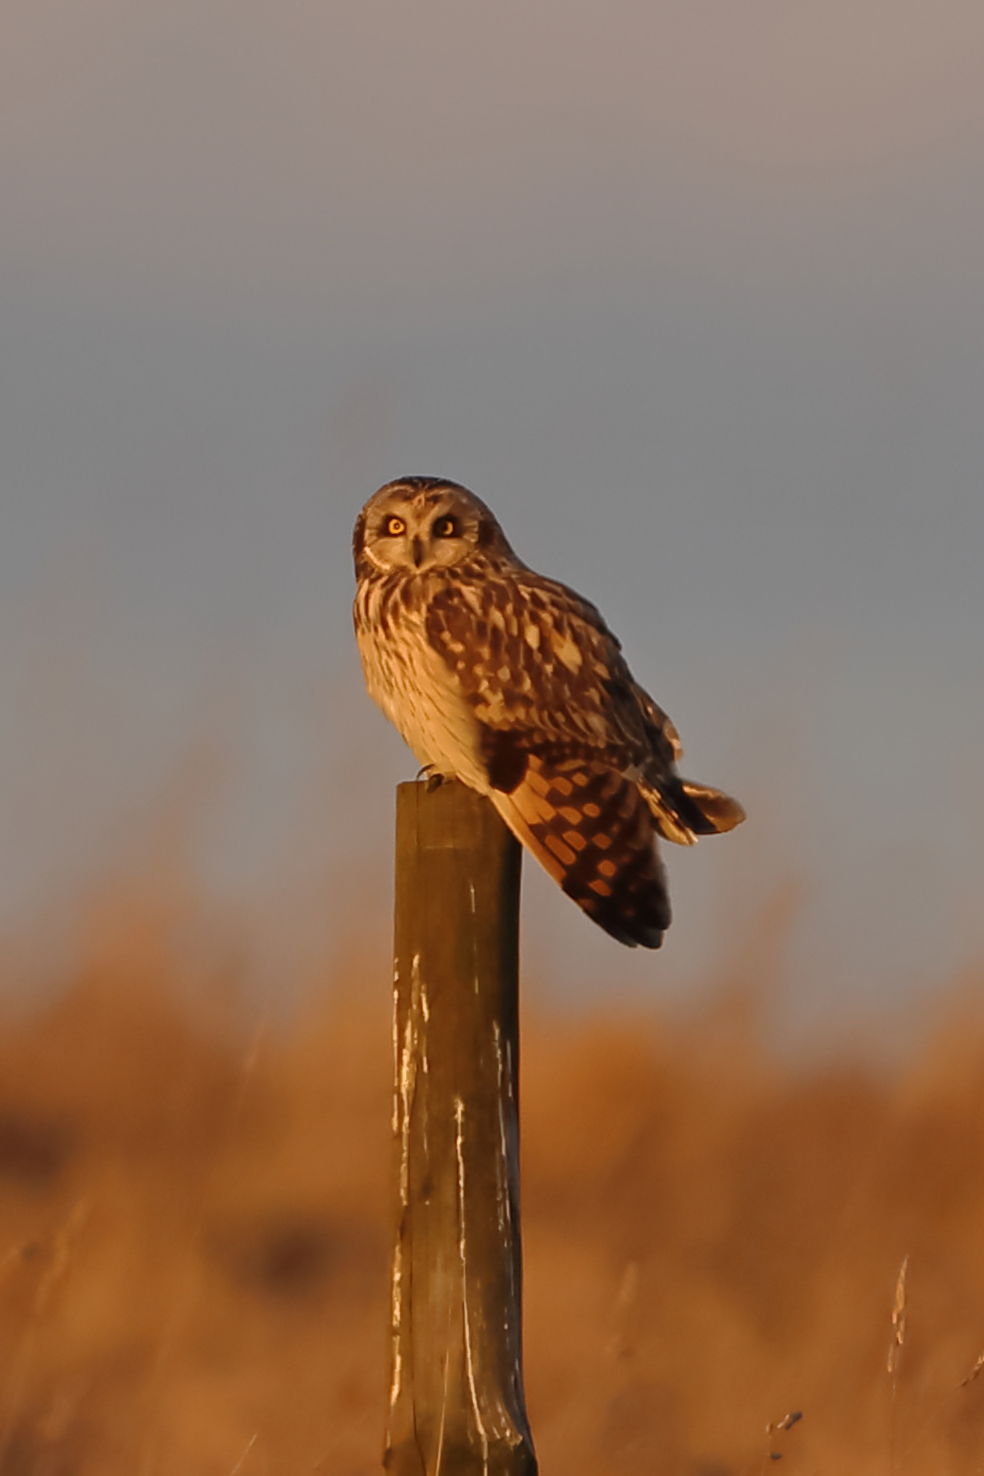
{"left": 416, "top": 765, "right": 445, "bottom": 791}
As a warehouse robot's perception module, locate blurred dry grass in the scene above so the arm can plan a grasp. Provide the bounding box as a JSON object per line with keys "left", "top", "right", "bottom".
{"left": 2, "top": 875, "right": 984, "bottom": 1475}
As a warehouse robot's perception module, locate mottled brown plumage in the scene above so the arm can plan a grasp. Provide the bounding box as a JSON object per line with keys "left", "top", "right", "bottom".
{"left": 353, "top": 477, "right": 744, "bottom": 947}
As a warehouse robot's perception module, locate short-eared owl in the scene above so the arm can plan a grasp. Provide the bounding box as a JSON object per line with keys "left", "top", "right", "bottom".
{"left": 353, "top": 477, "right": 744, "bottom": 948}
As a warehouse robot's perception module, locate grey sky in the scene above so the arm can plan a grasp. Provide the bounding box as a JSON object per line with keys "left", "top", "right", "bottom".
{"left": 3, "top": 1, "right": 983, "bottom": 1042}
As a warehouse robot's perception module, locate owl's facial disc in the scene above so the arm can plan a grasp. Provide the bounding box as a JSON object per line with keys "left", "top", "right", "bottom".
{"left": 362, "top": 483, "right": 486, "bottom": 572}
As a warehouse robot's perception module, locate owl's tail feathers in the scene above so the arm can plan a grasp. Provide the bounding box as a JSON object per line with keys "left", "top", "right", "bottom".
{"left": 644, "top": 778, "right": 746, "bottom": 846}
{"left": 489, "top": 755, "right": 670, "bottom": 949}
{"left": 682, "top": 780, "right": 745, "bottom": 833}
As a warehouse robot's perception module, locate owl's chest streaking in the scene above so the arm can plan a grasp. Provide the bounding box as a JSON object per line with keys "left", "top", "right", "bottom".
{"left": 353, "top": 570, "right": 490, "bottom": 791}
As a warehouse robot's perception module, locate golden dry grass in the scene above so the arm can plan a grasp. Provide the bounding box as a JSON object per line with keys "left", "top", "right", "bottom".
{"left": 2, "top": 878, "right": 984, "bottom": 1474}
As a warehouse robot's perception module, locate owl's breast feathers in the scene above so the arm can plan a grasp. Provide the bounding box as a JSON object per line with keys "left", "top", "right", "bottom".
{"left": 353, "top": 567, "right": 492, "bottom": 791}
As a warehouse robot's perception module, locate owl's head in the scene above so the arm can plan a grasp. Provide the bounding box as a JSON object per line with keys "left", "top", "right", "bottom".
{"left": 353, "top": 478, "right": 517, "bottom": 575}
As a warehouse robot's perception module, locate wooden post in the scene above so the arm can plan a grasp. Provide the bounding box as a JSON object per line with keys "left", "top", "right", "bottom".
{"left": 385, "top": 780, "right": 537, "bottom": 1476}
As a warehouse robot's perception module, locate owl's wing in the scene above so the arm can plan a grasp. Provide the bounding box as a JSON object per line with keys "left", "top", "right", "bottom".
{"left": 425, "top": 571, "right": 653, "bottom": 763}
{"left": 426, "top": 569, "right": 729, "bottom": 947}
{"left": 424, "top": 572, "right": 672, "bottom": 946}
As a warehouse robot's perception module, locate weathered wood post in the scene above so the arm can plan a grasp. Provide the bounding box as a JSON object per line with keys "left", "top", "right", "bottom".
{"left": 385, "top": 779, "right": 537, "bottom": 1476}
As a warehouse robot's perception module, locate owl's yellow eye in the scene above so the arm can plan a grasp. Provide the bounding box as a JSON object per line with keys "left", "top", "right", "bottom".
{"left": 384, "top": 515, "right": 406, "bottom": 536}
{"left": 433, "top": 516, "right": 458, "bottom": 538}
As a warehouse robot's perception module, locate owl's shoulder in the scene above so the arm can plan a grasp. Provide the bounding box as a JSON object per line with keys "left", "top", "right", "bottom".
{"left": 422, "top": 560, "right": 619, "bottom": 648}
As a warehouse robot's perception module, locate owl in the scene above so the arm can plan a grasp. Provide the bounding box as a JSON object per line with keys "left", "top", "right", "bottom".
{"left": 353, "top": 477, "right": 744, "bottom": 948}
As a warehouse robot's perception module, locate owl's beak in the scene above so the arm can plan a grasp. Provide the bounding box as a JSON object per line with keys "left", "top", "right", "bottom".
{"left": 411, "top": 536, "right": 424, "bottom": 568}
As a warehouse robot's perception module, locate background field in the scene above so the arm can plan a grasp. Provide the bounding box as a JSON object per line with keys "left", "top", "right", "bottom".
{"left": 2, "top": 856, "right": 983, "bottom": 1476}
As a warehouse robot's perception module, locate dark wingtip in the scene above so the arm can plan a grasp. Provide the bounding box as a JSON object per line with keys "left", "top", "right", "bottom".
{"left": 562, "top": 872, "right": 670, "bottom": 950}
{"left": 581, "top": 909, "right": 666, "bottom": 950}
